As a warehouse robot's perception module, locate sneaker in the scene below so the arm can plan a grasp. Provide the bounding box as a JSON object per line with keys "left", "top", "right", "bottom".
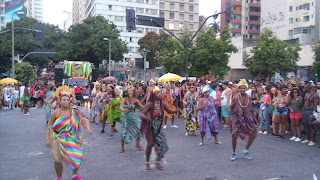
{"left": 100, "top": 130, "right": 105, "bottom": 134}
{"left": 114, "top": 129, "right": 118, "bottom": 133}
{"left": 242, "top": 150, "right": 252, "bottom": 160}
{"left": 285, "top": 131, "right": 289, "bottom": 134}
{"left": 258, "top": 130, "right": 263, "bottom": 134}
{"left": 231, "top": 152, "right": 237, "bottom": 161}
{"left": 278, "top": 135, "right": 284, "bottom": 139}
{"left": 95, "top": 123, "right": 98, "bottom": 126}
{"left": 72, "top": 175, "right": 83, "bottom": 180}
{"left": 199, "top": 142, "right": 204, "bottom": 146}
{"left": 214, "top": 141, "right": 222, "bottom": 144}
{"left": 290, "top": 136, "right": 297, "bottom": 141}
{"left": 263, "top": 131, "right": 268, "bottom": 135}
{"left": 294, "top": 138, "right": 302, "bottom": 142}
{"left": 171, "top": 125, "right": 179, "bottom": 128}
{"left": 308, "top": 141, "right": 315, "bottom": 146}
{"left": 301, "top": 139, "right": 310, "bottom": 144}
{"left": 24, "top": 113, "right": 29, "bottom": 116}
{"left": 163, "top": 125, "right": 167, "bottom": 129}
{"left": 109, "top": 135, "right": 114, "bottom": 139}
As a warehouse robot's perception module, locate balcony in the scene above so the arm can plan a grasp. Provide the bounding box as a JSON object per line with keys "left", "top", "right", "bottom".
{"left": 233, "top": 10, "right": 242, "bottom": 15}
{"left": 248, "top": 11, "right": 260, "bottom": 16}
{"left": 230, "top": 19, "right": 241, "bottom": 24}
{"left": 230, "top": 28, "right": 241, "bottom": 33}
{"left": 231, "top": 1, "right": 242, "bottom": 6}
{"left": 248, "top": 29, "right": 260, "bottom": 34}
{"left": 248, "top": 20, "right": 260, "bottom": 25}
{"left": 248, "top": 3, "right": 261, "bottom": 7}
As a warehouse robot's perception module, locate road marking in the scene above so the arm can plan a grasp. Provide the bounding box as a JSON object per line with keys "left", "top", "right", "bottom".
{"left": 28, "top": 152, "right": 44, "bottom": 156}
{"left": 264, "top": 178, "right": 280, "bottom": 180}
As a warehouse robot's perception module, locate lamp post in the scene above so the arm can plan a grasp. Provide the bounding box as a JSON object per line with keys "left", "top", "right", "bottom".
{"left": 12, "top": 11, "right": 25, "bottom": 78}
{"left": 103, "top": 38, "right": 111, "bottom": 77}
{"left": 142, "top": 48, "right": 147, "bottom": 81}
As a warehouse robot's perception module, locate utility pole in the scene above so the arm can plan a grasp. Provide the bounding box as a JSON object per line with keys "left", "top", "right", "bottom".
{"left": 143, "top": 49, "right": 147, "bottom": 81}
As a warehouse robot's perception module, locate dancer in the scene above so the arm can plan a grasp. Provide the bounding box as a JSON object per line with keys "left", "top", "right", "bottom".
{"left": 140, "top": 86, "right": 177, "bottom": 172}
{"left": 183, "top": 84, "right": 199, "bottom": 136}
{"left": 93, "top": 84, "right": 108, "bottom": 126}
{"left": 230, "top": 79, "right": 258, "bottom": 161}
{"left": 197, "top": 86, "right": 221, "bottom": 146}
{"left": 46, "top": 86, "right": 92, "bottom": 180}
{"left": 90, "top": 82, "right": 100, "bottom": 123}
{"left": 163, "top": 83, "right": 177, "bottom": 128}
{"left": 44, "top": 86, "right": 54, "bottom": 124}
{"left": 119, "top": 87, "right": 144, "bottom": 153}
{"left": 107, "top": 87, "right": 123, "bottom": 139}
{"left": 100, "top": 85, "right": 113, "bottom": 134}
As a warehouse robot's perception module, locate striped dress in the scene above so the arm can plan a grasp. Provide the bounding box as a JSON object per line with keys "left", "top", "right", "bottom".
{"left": 52, "top": 107, "right": 83, "bottom": 170}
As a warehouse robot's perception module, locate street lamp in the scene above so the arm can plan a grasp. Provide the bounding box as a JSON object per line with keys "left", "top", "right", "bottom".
{"left": 103, "top": 38, "right": 111, "bottom": 77}
{"left": 12, "top": 11, "right": 25, "bottom": 78}
{"left": 142, "top": 48, "right": 147, "bottom": 81}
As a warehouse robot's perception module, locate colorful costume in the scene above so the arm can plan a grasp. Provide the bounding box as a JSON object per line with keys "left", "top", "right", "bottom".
{"left": 108, "top": 97, "right": 123, "bottom": 125}
{"left": 197, "top": 97, "right": 220, "bottom": 140}
{"left": 230, "top": 94, "right": 258, "bottom": 142}
{"left": 184, "top": 92, "right": 199, "bottom": 132}
{"left": 163, "top": 91, "right": 175, "bottom": 118}
{"left": 44, "top": 91, "right": 54, "bottom": 122}
{"left": 120, "top": 104, "right": 141, "bottom": 144}
{"left": 52, "top": 107, "right": 83, "bottom": 170}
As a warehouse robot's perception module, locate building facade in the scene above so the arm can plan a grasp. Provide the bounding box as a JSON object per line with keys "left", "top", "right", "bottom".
{"left": 159, "top": 0, "right": 199, "bottom": 36}
{"left": 27, "top": 0, "right": 43, "bottom": 22}
{"left": 0, "top": 0, "right": 5, "bottom": 30}
{"left": 72, "top": 0, "right": 85, "bottom": 24}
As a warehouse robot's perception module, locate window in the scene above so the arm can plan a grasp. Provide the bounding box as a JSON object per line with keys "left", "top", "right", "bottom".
{"left": 189, "top": 0, "right": 194, "bottom": 2}
{"left": 189, "top": 23, "right": 194, "bottom": 30}
{"left": 299, "top": 5, "right": 302, "bottom": 9}
{"left": 137, "top": 8, "right": 144, "bottom": 13}
{"left": 179, "top": 14, "right": 184, "bottom": 20}
{"left": 189, "top": 15, "right": 194, "bottom": 21}
{"left": 303, "top": 16, "right": 309, "bottom": 22}
{"left": 115, "top": 16, "right": 123, "bottom": 21}
{"left": 296, "top": 6, "right": 298, "bottom": 10}
{"left": 116, "top": 26, "right": 124, "bottom": 32}
{"left": 150, "top": 9, "right": 157, "bottom": 15}
{"left": 246, "top": 26, "right": 248, "bottom": 30}
{"left": 232, "top": 15, "right": 241, "bottom": 20}
{"left": 289, "top": 6, "right": 293, "bottom": 12}
{"left": 189, "top": 5, "right": 194, "bottom": 12}
{"left": 249, "top": 16, "right": 259, "bottom": 21}
{"left": 137, "top": 0, "right": 143, "bottom": 3}
{"left": 146, "top": 9, "right": 149, "bottom": 14}
{"left": 146, "top": 0, "right": 149, "bottom": 4}
{"left": 303, "top": 3, "right": 310, "bottom": 10}
{"left": 303, "top": 27, "right": 311, "bottom": 34}
{"left": 179, "top": 23, "right": 184, "bottom": 29}
{"left": 312, "top": 2, "right": 314, "bottom": 6}
{"left": 170, "top": 3, "right": 175, "bottom": 10}
{"left": 289, "top": 30, "right": 293, "bottom": 36}
{"left": 289, "top": 18, "right": 293, "bottom": 24}
{"left": 109, "top": 5, "right": 112, "bottom": 10}
{"left": 160, "top": 11, "right": 164, "bottom": 18}
{"left": 179, "top": 3, "right": 184, "bottom": 11}
{"left": 170, "top": 12, "right": 174, "bottom": 19}
{"left": 137, "top": 27, "right": 143, "bottom": 33}
{"left": 169, "top": 22, "right": 174, "bottom": 29}
{"left": 160, "top": 2, "right": 164, "bottom": 9}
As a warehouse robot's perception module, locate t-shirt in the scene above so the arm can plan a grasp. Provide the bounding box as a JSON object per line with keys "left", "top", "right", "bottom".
{"left": 75, "top": 87, "right": 81, "bottom": 94}
{"left": 38, "top": 90, "right": 44, "bottom": 97}
{"left": 30, "top": 88, "right": 35, "bottom": 96}
{"left": 210, "top": 90, "right": 217, "bottom": 100}
{"left": 19, "top": 86, "right": 25, "bottom": 98}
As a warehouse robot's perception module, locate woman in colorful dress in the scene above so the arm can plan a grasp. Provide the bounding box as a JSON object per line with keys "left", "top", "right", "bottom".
{"left": 163, "top": 83, "right": 178, "bottom": 128}
{"left": 93, "top": 84, "right": 108, "bottom": 126}
{"left": 107, "top": 87, "right": 123, "bottom": 139}
{"left": 119, "top": 87, "right": 144, "bottom": 153}
{"left": 90, "top": 82, "right": 100, "bottom": 123}
{"left": 183, "top": 84, "right": 198, "bottom": 136}
{"left": 230, "top": 79, "right": 258, "bottom": 161}
{"left": 140, "top": 86, "right": 177, "bottom": 172}
{"left": 197, "top": 86, "right": 221, "bottom": 146}
{"left": 44, "top": 86, "right": 54, "bottom": 124}
{"left": 46, "top": 86, "right": 92, "bottom": 180}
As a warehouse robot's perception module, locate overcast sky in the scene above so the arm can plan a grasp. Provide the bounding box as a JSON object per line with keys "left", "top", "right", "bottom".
{"left": 43, "top": 0, "right": 221, "bottom": 28}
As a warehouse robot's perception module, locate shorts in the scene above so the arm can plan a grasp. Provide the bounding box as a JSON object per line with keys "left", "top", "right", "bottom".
{"left": 303, "top": 110, "right": 314, "bottom": 125}
{"left": 75, "top": 93, "right": 82, "bottom": 101}
{"left": 83, "top": 96, "right": 89, "bottom": 99}
{"left": 273, "top": 107, "right": 289, "bottom": 115}
{"left": 221, "top": 105, "right": 229, "bottom": 118}
{"left": 289, "top": 112, "right": 301, "bottom": 119}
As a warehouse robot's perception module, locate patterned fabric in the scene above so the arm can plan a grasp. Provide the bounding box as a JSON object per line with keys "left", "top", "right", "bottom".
{"left": 120, "top": 104, "right": 141, "bottom": 144}
{"left": 230, "top": 93, "right": 258, "bottom": 142}
{"left": 96, "top": 95, "right": 106, "bottom": 112}
{"left": 90, "top": 97, "right": 97, "bottom": 118}
{"left": 197, "top": 97, "right": 220, "bottom": 140}
{"left": 52, "top": 107, "right": 83, "bottom": 170}
{"left": 108, "top": 97, "right": 123, "bottom": 125}
{"left": 151, "top": 110, "right": 168, "bottom": 158}
{"left": 184, "top": 92, "right": 199, "bottom": 132}
{"left": 45, "top": 91, "right": 53, "bottom": 122}
{"left": 163, "top": 91, "right": 175, "bottom": 118}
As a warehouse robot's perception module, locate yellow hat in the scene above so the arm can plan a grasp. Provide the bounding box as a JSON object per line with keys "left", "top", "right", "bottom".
{"left": 238, "top": 79, "right": 248, "bottom": 89}
{"left": 152, "top": 86, "right": 161, "bottom": 93}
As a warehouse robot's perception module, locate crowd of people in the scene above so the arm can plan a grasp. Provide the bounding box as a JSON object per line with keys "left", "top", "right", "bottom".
{"left": 1, "top": 78, "right": 320, "bottom": 180}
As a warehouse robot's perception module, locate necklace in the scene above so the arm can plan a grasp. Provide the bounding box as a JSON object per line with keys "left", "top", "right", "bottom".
{"left": 238, "top": 93, "right": 249, "bottom": 108}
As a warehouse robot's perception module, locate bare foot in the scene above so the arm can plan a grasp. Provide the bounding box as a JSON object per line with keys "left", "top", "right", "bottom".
{"left": 155, "top": 161, "right": 165, "bottom": 170}
{"left": 136, "top": 144, "right": 144, "bottom": 151}
{"left": 118, "top": 147, "right": 124, "bottom": 153}
{"left": 145, "top": 162, "right": 151, "bottom": 172}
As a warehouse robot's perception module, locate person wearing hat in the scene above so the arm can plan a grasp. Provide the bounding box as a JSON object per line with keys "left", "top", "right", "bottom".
{"left": 230, "top": 79, "right": 258, "bottom": 161}
{"left": 197, "top": 86, "right": 221, "bottom": 146}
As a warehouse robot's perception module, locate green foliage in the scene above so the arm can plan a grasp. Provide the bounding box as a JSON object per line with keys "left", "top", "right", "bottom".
{"left": 138, "top": 31, "right": 160, "bottom": 68}
{"left": 311, "top": 42, "right": 320, "bottom": 71}
{"left": 244, "top": 28, "right": 301, "bottom": 80}
{"left": 189, "top": 26, "right": 237, "bottom": 79}
{"left": 14, "top": 62, "right": 36, "bottom": 83}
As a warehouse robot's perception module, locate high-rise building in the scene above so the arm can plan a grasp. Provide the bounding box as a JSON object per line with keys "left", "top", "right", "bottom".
{"left": 0, "top": 0, "right": 28, "bottom": 30}
{"left": 0, "top": 0, "right": 5, "bottom": 30}
{"left": 72, "top": 0, "right": 85, "bottom": 24}
{"left": 159, "top": 0, "right": 199, "bottom": 36}
{"left": 27, "top": 0, "right": 43, "bottom": 22}
{"left": 220, "top": 0, "right": 261, "bottom": 39}
{"left": 64, "top": 12, "right": 72, "bottom": 32}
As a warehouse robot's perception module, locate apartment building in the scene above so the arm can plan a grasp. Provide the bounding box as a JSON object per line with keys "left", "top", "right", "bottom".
{"left": 0, "top": 0, "right": 5, "bottom": 30}
{"left": 27, "top": 0, "right": 43, "bottom": 22}
{"left": 159, "top": 0, "right": 199, "bottom": 36}
{"left": 72, "top": 0, "right": 86, "bottom": 24}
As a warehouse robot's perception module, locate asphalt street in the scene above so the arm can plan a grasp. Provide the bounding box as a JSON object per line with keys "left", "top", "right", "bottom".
{"left": 0, "top": 107, "right": 320, "bottom": 180}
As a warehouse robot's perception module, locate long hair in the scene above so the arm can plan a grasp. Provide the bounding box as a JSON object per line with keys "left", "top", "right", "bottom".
{"left": 290, "top": 87, "right": 300, "bottom": 99}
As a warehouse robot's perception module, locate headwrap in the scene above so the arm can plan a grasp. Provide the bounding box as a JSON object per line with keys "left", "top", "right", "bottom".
{"left": 237, "top": 79, "right": 248, "bottom": 89}
{"left": 202, "top": 86, "right": 210, "bottom": 94}
{"left": 152, "top": 86, "right": 161, "bottom": 93}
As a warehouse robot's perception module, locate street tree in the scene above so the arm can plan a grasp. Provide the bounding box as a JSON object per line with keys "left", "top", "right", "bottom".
{"left": 311, "top": 41, "right": 320, "bottom": 72}
{"left": 190, "top": 26, "right": 237, "bottom": 79}
{"left": 14, "top": 62, "right": 36, "bottom": 83}
{"left": 244, "top": 28, "right": 301, "bottom": 80}
{"left": 138, "top": 31, "right": 160, "bottom": 68}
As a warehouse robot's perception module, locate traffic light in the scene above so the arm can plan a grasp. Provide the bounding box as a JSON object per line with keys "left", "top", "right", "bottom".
{"left": 225, "top": 0, "right": 232, "bottom": 24}
{"left": 315, "top": 72, "right": 318, "bottom": 77}
{"left": 126, "top": 9, "right": 136, "bottom": 31}
{"left": 35, "top": 24, "right": 44, "bottom": 42}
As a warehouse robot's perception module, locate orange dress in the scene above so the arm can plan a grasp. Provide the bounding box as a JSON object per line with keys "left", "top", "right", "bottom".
{"left": 163, "top": 91, "right": 175, "bottom": 118}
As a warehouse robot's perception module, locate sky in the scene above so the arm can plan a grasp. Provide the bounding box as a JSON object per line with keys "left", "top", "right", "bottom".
{"left": 43, "top": 0, "right": 221, "bottom": 28}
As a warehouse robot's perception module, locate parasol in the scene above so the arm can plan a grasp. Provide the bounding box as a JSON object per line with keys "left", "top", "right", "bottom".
{"left": 157, "top": 73, "right": 182, "bottom": 82}
{"left": 101, "top": 76, "right": 116, "bottom": 82}
{"left": 0, "top": 78, "right": 18, "bottom": 85}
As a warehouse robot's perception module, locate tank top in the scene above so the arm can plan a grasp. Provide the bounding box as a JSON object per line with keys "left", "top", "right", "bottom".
{"left": 221, "top": 89, "right": 232, "bottom": 106}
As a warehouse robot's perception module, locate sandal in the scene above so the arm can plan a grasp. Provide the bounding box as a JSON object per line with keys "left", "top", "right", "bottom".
{"left": 118, "top": 147, "right": 124, "bottom": 153}
{"left": 145, "top": 162, "right": 151, "bottom": 172}
{"left": 155, "top": 161, "right": 165, "bottom": 170}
